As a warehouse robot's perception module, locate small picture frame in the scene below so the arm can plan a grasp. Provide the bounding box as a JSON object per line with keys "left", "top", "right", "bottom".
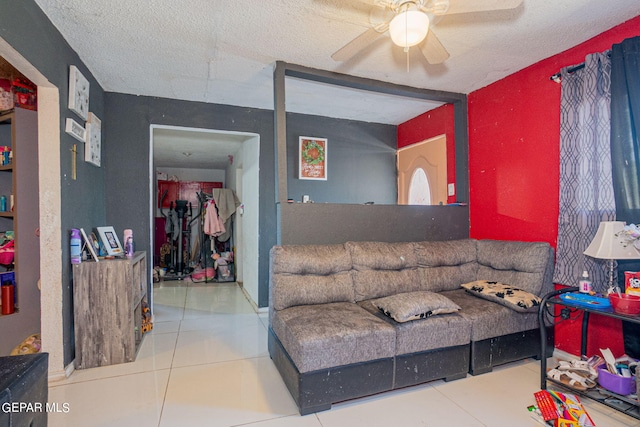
{"left": 80, "top": 228, "right": 99, "bottom": 262}
{"left": 65, "top": 118, "right": 86, "bottom": 143}
{"left": 96, "top": 226, "right": 123, "bottom": 256}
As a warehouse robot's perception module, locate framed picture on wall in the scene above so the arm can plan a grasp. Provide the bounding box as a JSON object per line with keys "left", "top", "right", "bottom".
{"left": 65, "top": 118, "right": 86, "bottom": 143}
{"left": 84, "top": 112, "right": 101, "bottom": 167}
{"left": 299, "top": 137, "right": 327, "bottom": 180}
{"left": 68, "top": 65, "right": 90, "bottom": 121}
{"left": 96, "top": 226, "right": 123, "bottom": 256}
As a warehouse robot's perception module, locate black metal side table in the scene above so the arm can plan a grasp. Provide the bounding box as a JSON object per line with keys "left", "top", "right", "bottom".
{"left": 539, "top": 287, "right": 640, "bottom": 420}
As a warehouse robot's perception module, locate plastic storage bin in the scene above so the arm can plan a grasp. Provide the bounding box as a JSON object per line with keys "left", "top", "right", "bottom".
{"left": 597, "top": 364, "right": 636, "bottom": 396}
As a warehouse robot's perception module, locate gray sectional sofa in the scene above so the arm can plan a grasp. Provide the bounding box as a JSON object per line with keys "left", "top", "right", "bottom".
{"left": 268, "top": 239, "right": 555, "bottom": 415}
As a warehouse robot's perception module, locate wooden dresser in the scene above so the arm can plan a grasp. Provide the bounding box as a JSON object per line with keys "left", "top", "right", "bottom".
{"left": 73, "top": 251, "right": 147, "bottom": 369}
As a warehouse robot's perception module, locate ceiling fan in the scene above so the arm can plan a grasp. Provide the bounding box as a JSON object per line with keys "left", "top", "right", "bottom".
{"left": 332, "top": 0, "right": 523, "bottom": 64}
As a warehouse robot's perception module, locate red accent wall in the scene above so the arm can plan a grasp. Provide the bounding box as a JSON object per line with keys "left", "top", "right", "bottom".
{"left": 397, "top": 103, "right": 457, "bottom": 204}
{"left": 467, "top": 16, "right": 640, "bottom": 357}
{"left": 398, "top": 17, "right": 640, "bottom": 356}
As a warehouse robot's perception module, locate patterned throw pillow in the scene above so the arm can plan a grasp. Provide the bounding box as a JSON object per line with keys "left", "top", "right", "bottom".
{"left": 461, "top": 280, "right": 541, "bottom": 312}
{"left": 372, "top": 291, "right": 461, "bottom": 323}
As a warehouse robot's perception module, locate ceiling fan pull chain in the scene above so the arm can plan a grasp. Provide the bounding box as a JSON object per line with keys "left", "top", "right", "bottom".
{"left": 405, "top": 7, "right": 410, "bottom": 72}
{"left": 406, "top": 48, "right": 410, "bottom": 72}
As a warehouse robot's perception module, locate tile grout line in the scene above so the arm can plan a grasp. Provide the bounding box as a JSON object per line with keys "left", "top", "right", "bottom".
{"left": 157, "top": 289, "right": 184, "bottom": 427}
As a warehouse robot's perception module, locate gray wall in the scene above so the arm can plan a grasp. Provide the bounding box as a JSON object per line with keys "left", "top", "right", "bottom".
{"left": 1, "top": 1, "right": 106, "bottom": 364}
{"left": 103, "top": 95, "right": 402, "bottom": 308}
{"left": 286, "top": 113, "right": 397, "bottom": 204}
{"left": 280, "top": 203, "right": 469, "bottom": 245}
{"left": 104, "top": 94, "right": 278, "bottom": 308}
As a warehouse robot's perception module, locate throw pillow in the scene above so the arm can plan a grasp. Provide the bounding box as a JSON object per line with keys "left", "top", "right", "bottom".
{"left": 372, "top": 291, "right": 461, "bottom": 323}
{"left": 461, "top": 280, "right": 541, "bottom": 312}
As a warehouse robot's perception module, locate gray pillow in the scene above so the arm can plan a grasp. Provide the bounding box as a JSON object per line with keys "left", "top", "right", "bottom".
{"left": 461, "top": 280, "right": 541, "bottom": 312}
{"left": 372, "top": 291, "right": 461, "bottom": 323}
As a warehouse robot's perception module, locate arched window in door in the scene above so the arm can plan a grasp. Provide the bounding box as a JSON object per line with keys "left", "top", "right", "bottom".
{"left": 397, "top": 135, "right": 447, "bottom": 205}
{"left": 408, "top": 167, "right": 431, "bottom": 205}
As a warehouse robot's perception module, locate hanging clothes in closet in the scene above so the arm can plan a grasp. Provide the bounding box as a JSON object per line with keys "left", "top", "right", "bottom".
{"left": 203, "top": 198, "right": 226, "bottom": 237}
{"left": 210, "top": 188, "right": 241, "bottom": 242}
{"left": 198, "top": 188, "right": 241, "bottom": 282}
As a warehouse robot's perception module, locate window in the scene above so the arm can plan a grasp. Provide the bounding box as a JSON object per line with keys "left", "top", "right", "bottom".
{"left": 408, "top": 167, "right": 431, "bottom": 205}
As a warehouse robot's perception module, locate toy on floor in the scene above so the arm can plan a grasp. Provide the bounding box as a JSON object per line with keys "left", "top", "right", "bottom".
{"left": 10, "top": 333, "right": 41, "bottom": 355}
{"left": 213, "top": 251, "right": 233, "bottom": 281}
{"left": 141, "top": 301, "right": 153, "bottom": 333}
{"left": 190, "top": 267, "right": 215, "bottom": 283}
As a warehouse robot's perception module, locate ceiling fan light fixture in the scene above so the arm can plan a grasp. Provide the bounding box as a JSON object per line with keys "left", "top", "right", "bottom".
{"left": 389, "top": 9, "right": 429, "bottom": 48}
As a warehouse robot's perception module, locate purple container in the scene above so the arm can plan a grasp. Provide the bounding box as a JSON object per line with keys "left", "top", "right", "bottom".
{"left": 597, "top": 364, "right": 636, "bottom": 396}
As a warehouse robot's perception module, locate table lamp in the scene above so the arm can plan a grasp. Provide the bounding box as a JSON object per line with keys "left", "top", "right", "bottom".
{"left": 583, "top": 221, "right": 640, "bottom": 291}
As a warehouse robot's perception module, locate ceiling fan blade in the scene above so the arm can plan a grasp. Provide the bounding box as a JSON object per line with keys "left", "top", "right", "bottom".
{"left": 420, "top": 30, "right": 450, "bottom": 64}
{"left": 331, "top": 24, "right": 388, "bottom": 62}
{"left": 440, "top": 0, "right": 523, "bottom": 15}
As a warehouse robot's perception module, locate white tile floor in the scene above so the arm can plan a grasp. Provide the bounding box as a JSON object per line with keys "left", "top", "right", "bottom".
{"left": 47, "top": 281, "right": 639, "bottom": 427}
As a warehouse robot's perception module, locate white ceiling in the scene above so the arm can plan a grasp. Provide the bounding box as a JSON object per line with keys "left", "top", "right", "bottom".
{"left": 33, "top": 0, "right": 640, "bottom": 168}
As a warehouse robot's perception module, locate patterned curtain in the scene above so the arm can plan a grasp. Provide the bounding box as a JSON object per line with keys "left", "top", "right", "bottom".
{"left": 554, "top": 52, "right": 615, "bottom": 292}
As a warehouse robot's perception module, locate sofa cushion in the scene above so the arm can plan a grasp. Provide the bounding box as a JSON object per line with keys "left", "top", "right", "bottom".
{"left": 346, "top": 241, "right": 420, "bottom": 301}
{"left": 441, "top": 289, "right": 539, "bottom": 341}
{"left": 371, "top": 291, "right": 460, "bottom": 323}
{"left": 476, "top": 240, "right": 553, "bottom": 295}
{"left": 414, "top": 240, "right": 479, "bottom": 292}
{"left": 347, "top": 241, "right": 418, "bottom": 271}
{"left": 461, "top": 280, "right": 542, "bottom": 313}
{"left": 271, "top": 272, "right": 354, "bottom": 311}
{"left": 270, "top": 245, "right": 355, "bottom": 311}
{"left": 352, "top": 269, "right": 421, "bottom": 301}
{"left": 271, "top": 244, "right": 351, "bottom": 276}
{"left": 270, "top": 302, "right": 396, "bottom": 373}
{"left": 358, "top": 299, "right": 471, "bottom": 354}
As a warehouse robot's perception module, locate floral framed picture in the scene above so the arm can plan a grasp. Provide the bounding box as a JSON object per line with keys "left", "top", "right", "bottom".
{"left": 68, "top": 65, "right": 89, "bottom": 121}
{"left": 299, "top": 137, "right": 327, "bottom": 180}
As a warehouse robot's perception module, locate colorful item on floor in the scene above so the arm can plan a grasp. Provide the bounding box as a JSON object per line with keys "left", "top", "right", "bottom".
{"left": 533, "top": 390, "right": 595, "bottom": 426}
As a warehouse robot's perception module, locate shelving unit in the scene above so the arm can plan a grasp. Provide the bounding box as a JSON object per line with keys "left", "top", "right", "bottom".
{"left": 0, "top": 111, "right": 15, "bottom": 267}
{"left": 539, "top": 287, "right": 640, "bottom": 420}
{"left": 73, "top": 252, "right": 148, "bottom": 369}
{"left": 0, "top": 108, "right": 40, "bottom": 357}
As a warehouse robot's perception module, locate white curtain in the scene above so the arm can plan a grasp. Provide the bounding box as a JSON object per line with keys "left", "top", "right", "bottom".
{"left": 554, "top": 52, "right": 615, "bottom": 292}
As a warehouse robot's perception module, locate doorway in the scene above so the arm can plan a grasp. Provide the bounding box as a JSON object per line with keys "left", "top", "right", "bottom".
{"left": 397, "top": 135, "right": 448, "bottom": 205}
{"left": 0, "top": 38, "right": 65, "bottom": 376}
{"left": 149, "top": 125, "right": 260, "bottom": 310}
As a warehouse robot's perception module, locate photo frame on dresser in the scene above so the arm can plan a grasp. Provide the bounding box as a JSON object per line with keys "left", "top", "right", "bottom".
{"left": 96, "top": 226, "right": 123, "bottom": 256}
{"left": 80, "top": 228, "right": 99, "bottom": 262}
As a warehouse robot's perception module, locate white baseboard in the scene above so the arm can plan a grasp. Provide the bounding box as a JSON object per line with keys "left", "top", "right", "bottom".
{"left": 48, "top": 360, "right": 75, "bottom": 383}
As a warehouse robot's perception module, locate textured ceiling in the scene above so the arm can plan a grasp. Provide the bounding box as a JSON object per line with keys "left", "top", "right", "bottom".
{"left": 32, "top": 0, "right": 640, "bottom": 168}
